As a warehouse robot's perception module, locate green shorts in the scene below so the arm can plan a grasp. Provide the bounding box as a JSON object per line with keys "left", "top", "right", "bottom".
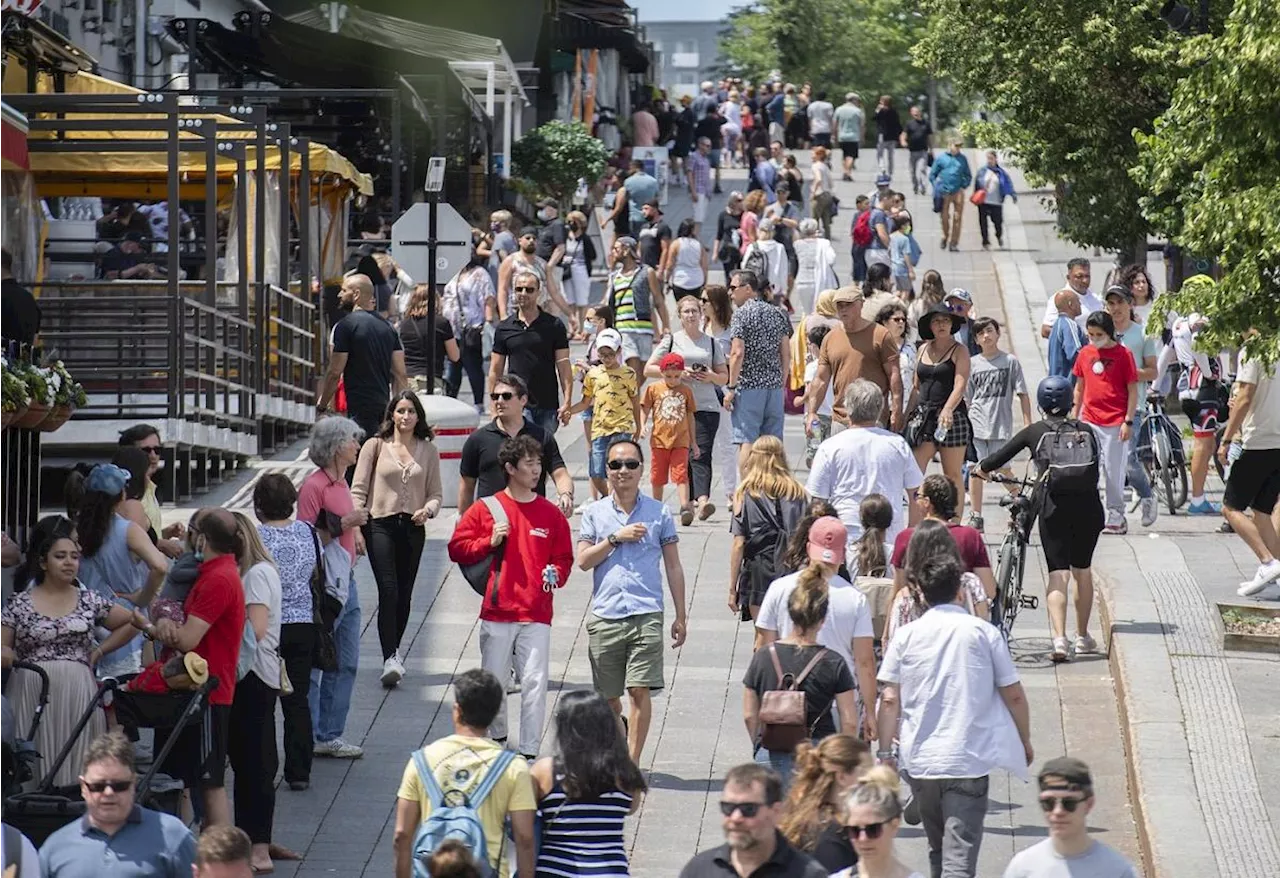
{"left": 586, "top": 612, "right": 665, "bottom": 699}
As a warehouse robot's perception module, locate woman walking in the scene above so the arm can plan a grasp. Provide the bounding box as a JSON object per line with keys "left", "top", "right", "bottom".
{"left": 702, "top": 283, "right": 739, "bottom": 509}
{"left": 810, "top": 146, "right": 834, "bottom": 239}
{"left": 830, "top": 767, "right": 924, "bottom": 878}
{"left": 890, "top": 475, "right": 996, "bottom": 609}
{"left": 661, "top": 218, "right": 707, "bottom": 303}
{"left": 883, "top": 519, "right": 990, "bottom": 650}
{"left": 905, "top": 305, "right": 973, "bottom": 522}
{"left": 792, "top": 218, "right": 838, "bottom": 317}
{"left": 729, "top": 436, "right": 809, "bottom": 620}
{"left": 908, "top": 269, "right": 945, "bottom": 342}
{"left": 351, "top": 390, "right": 442, "bottom": 688}
{"left": 561, "top": 211, "right": 597, "bottom": 338}
{"left": 780, "top": 735, "right": 872, "bottom": 873}
{"left": 530, "top": 690, "right": 646, "bottom": 877}
{"left": 438, "top": 252, "right": 494, "bottom": 409}
{"left": 739, "top": 190, "right": 766, "bottom": 255}
{"left": 875, "top": 300, "right": 916, "bottom": 409}
{"left": 403, "top": 285, "right": 461, "bottom": 395}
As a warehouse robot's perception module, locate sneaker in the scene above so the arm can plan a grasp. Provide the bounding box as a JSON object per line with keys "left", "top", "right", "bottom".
{"left": 940, "top": 240, "right": 948, "bottom": 250}
{"left": 1187, "top": 499, "right": 1220, "bottom": 515}
{"left": 948, "top": 244, "right": 959, "bottom": 252}
{"left": 1238, "top": 559, "right": 1280, "bottom": 597}
{"left": 288, "top": 780, "right": 309, "bottom": 792}
{"left": 1051, "top": 637, "right": 1070, "bottom": 662}
{"left": 1074, "top": 634, "right": 1098, "bottom": 655}
{"left": 507, "top": 673, "right": 522, "bottom": 694}
{"left": 314, "top": 738, "right": 363, "bottom": 759}
{"left": 1103, "top": 521, "right": 1128, "bottom": 535}
{"left": 902, "top": 792, "right": 921, "bottom": 825}
{"left": 997, "top": 236, "right": 1005, "bottom": 248}
{"left": 698, "top": 502, "right": 716, "bottom": 521}
{"left": 380, "top": 652, "right": 404, "bottom": 688}
{"left": 1140, "top": 495, "right": 1159, "bottom": 528}
{"left": 967, "top": 513, "right": 984, "bottom": 534}
{"left": 842, "top": 173, "right": 853, "bottom": 182}
{"left": 981, "top": 241, "right": 990, "bottom": 250}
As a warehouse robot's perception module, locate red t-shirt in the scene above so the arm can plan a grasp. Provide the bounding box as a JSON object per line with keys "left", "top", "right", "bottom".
{"left": 1073, "top": 343, "right": 1137, "bottom": 427}
{"left": 184, "top": 554, "right": 246, "bottom": 706}
{"left": 891, "top": 523, "right": 991, "bottom": 572}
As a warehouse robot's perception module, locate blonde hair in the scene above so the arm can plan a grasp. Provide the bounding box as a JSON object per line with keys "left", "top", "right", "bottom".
{"left": 780, "top": 735, "right": 871, "bottom": 849}
{"left": 566, "top": 210, "right": 587, "bottom": 230}
{"left": 233, "top": 511, "right": 275, "bottom": 575}
{"left": 735, "top": 435, "right": 807, "bottom": 505}
{"left": 787, "top": 571, "right": 828, "bottom": 631}
{"left": 815, "top": 288, "right": 838, "bottom": 319}
{"left": 844, "top": 765, "right": 904, "bottom": 822}
{"left": 490, "top": 209, "right": 512, "bottom": 229}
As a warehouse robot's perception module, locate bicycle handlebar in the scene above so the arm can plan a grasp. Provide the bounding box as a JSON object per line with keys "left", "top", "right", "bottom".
{"left": 978, "top": 472, "right": 1037, "bottom": 488}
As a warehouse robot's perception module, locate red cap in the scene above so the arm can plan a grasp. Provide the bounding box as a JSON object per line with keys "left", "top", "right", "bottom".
{"left": 807, "top": 516, "right": 847, "bottom": 566}
{"left": 659, "top": 353, "right": 686, "bottom": 372}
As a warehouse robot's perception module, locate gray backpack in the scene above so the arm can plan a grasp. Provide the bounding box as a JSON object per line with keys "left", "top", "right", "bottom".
{"left": 1034, "top": 419, "right": 1099, "bottom": 493}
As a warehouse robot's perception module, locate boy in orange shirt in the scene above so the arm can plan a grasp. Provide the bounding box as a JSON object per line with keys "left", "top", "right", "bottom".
{"left": 640, "top": 353, "right": 699, "bottom": 525}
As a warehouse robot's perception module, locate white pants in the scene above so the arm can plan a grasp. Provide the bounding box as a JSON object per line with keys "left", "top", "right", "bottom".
{"left": 479, "top": 620, "right": 551, "bottom": 757}
{"left": 1090, "top": 423, "right": 1127, "bottom": 524}
{"left": 564, "top": 263, "right": 593, "bottom": 307}
{"left": 714, "top": 404, "right": 739, "bottom": 504}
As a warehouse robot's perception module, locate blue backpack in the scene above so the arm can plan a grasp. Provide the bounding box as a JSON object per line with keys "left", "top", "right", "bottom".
{"left": 411, "top": 748, "right": 516, "bottom": 878}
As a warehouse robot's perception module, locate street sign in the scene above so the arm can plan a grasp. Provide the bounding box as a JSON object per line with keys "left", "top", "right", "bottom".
{"left": 391, "top": 201, "right": 473, "bottom": 285}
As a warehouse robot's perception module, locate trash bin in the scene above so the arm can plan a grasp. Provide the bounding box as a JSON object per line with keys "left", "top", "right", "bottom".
{"left": 419, "top": 394, "right": 481, "bottom": 509}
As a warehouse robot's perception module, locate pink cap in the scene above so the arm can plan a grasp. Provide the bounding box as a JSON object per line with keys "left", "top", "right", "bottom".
{"left": 807, "top": 516, "right": 847, "bottom": 566}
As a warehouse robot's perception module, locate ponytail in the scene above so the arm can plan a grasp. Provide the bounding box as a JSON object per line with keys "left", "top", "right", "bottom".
{"left": 787, "top": 568, "right": 829, "bottom": 631}
{"left": 856, "top": 493, "right": 893, "bottom": 577}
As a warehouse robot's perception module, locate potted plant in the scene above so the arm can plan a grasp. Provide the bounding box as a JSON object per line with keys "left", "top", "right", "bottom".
{"left": 510, "top": 121, "right": 612, "bottom": 210}
{"left": 40, "top": 360, "right": 85, "bottom": 432}
{"left": 1, "top": 358, "right": 31, "bottom": 430}
{"left": 12, "top": 362, "right": 54, "bottom": 430}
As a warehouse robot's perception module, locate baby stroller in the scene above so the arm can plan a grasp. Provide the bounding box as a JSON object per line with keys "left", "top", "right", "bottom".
{"left": 3, "top": 674, "right": 215, "bottom": 846}
{"left": 2, "top": 662, "right": 50, "bottom": 801}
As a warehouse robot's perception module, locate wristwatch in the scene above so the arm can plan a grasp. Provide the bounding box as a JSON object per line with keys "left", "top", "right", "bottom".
{"left": 607, "top": 533, "right": 620, "bottom": 548}
{"left": 725, "top": 384, "right": 737, "bottom": 392}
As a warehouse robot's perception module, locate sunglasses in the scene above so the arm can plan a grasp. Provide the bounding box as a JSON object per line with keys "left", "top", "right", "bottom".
{"left": 514, "top": 286, "right": 537, "bottom": 293}
{"left": 84, "top": 778, "right": 134, "bottom": 793}
{"left": 888, "top": 315, "right": 906, "bottom": 323}
{"left": 490, "top": 392, "right": 516, "bottom": 401}
{"left": 139, "top": 444, "right": 162, "bottom": 456}
{"left": 719, "top": 800, "right": 765, "bottom": 818}
{"left": 846, "top": 822, "right": 887, "bottom": 840}
{"left": 607, "top": 459, "right": 642, "bottom": 471}
{"left": 1039, "top": 796, "right": 1084, "bottom": 813}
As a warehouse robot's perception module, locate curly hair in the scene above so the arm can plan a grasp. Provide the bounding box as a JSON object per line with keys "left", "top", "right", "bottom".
{"left": 780, "top": 735, "right": 871, "bottom": 849}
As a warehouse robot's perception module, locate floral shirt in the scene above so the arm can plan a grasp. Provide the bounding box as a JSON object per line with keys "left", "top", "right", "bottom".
{"left": 729, "top": 298, "right": 793, "bottom": 390}
{"left": 258, "top": 520, "right": 317, "bottom": 625}
{"left": 2, "top": 587, "right": 112, "bottom": 665}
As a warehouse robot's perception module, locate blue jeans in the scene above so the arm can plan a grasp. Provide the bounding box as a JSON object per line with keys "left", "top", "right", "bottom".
{"left": 1126, "top": 435, "right": 1152, "bottom": 500}
{"left": 730, "top": 387, "right": 785, "bottom": 445}
{"left": 309, "top": 577, "right": 361, "bottom": 742}
{"left": 590, "top": 432, "right": 631, "bottom": 480}
{"left": 526, "top": 407, "right": 560, "bottom": 439}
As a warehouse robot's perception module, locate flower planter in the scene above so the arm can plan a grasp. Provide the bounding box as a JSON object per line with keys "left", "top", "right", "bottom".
{"left": 12, "top": 402, "right": 50, "bottom": 430}
{"left": 2, "top": 404, "right": 28, "bottom": 430}
{"left": 1218, "top": 601, "right": 1280, "bottom": 655}
{"left": 38, "top": 404, "right": 75, "bottom": 432}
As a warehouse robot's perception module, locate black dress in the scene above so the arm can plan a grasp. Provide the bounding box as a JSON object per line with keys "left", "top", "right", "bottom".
{"left": 731, "top": 492, "right": 809, "bottom": 611}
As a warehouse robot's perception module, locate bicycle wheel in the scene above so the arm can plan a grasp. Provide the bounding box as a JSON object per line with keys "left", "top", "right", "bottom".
{"left": 995, "top": 534, "right": 1025, "bottom": 637}
{"left": 1158, "top": 417, "right": 1189, "bottom": 511}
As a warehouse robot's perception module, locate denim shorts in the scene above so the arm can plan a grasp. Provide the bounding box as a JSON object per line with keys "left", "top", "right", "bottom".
{"left": 590, "top": 432, "right": 631, "bottom": 479}
{"left": 731, "top": 387, "right": 785, "bottom": 445}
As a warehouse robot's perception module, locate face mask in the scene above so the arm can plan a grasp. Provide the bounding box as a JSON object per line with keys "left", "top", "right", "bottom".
{"left": 537, "top": 208, "right": 554, "bottom": 221}
{"left": 490, "top": 222, "right": 501, "bottom": 232}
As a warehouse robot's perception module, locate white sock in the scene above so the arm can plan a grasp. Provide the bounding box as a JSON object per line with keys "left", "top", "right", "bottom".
{"left": 1192, "top": 494, "right": 1206, "bottom": 505}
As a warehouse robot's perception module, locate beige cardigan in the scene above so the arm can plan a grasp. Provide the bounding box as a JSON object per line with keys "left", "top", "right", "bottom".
{"left": 350, "top": 435, "right": 443, "bottom": 519}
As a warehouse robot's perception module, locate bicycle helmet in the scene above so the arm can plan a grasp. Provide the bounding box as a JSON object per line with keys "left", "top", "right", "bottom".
{"left": 1037, "top": 376, "right": 1073, "bottom": 417}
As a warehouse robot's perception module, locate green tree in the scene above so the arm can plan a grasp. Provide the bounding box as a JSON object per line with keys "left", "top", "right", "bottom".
{"left": 1133, "top": 0, "right": 1280, "bottom": 362}
{"left": 915, "top": 0, "right": 1179, "bottom": 256}
{"left": 510, "top": 121, "right": 611, "bottom": 208}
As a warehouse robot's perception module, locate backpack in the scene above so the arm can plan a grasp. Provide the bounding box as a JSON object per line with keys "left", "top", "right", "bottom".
{"left": 411, "top": 748, "right": 516, "bottom": 878}
{"left": 757, "top": 644, "right": 831, "bottom": 752}
{"left": 1034, "top": 419, "right": 1099, "bottom": 494}
{"left": 460, "top": 496, "right": 510, "bottom": 605}
{"left": 742, "top": 244, "right": 770, "bottom": 290}
{"left": 852, "top": 209, "right": 874, "bottom": 247}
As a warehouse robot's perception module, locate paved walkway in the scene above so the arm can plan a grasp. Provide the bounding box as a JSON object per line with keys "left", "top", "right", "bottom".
{"left": 154, "top": 157, "right": 1157, "bottom": 877}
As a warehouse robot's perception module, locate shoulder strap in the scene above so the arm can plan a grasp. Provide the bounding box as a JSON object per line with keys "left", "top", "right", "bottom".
{"left": 413, "top": 749, "right": 446, "bottom": 810}
{"left": 792, "top": 647, "right": 830, "bottom": 688}
{"left": 480, "top": 494, "right": 508, "bottom": 529}
{"left": 480, "top": 495, "right": 508, "bottom": 608}
{"left": 768, "top": 644, "right": 787, "bottom": 688}
{"left": 470, "top": 750, "right": 517, "bottom": 809}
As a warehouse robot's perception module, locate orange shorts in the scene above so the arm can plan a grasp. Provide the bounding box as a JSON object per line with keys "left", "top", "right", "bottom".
{"left": 651, "top": 446, "right": 689, "bottom": 488}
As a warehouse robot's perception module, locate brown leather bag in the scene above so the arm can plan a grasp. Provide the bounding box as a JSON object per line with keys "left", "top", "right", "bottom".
{"left": 757, "top": 644, "right": 830, "bottom": 752}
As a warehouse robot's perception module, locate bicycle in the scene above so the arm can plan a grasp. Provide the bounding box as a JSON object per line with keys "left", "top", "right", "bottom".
{"left": 1133, "top": 394, "right": 1189, "bottom": 514}
{"left": 983, "top": 472, "right": 1040, "bottom": 639}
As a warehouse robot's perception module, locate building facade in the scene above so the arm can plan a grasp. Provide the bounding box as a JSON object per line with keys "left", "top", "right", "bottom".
{"left": 642, "top": 20, "right": 721, "bottom": 101}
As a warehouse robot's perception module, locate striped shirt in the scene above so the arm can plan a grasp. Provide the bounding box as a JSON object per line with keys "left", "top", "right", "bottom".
{"left": 536, "top": 781, "right": 634, "bottom": 877}
{"left": 687, "top": 151, "right": 712, "bottom": 197}
{"left": 610, "top": 268, "right": 653, "bottom": 334}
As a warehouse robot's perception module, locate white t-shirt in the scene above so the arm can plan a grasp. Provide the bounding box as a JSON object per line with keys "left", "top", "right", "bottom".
{"left": 1003, "top": 838, "right": 1138, "bottom": 878}
{"left": 806, "top": 426, "right": 924, "bottom": 546}
{"left": 807, "top": 100, "right": 835, "bottom": 135}
{"left": 878, "top": 604, "right": 1026, "bottom": 780}
{"left": 804, "top": 359, "right": 833, "bottom": 417}
{"left": 242, "top": 561, "right": 282, "bottom": 688}
{"left": 1237, "top": 353, "right": 1280, "bottom": 450}
{"left": 756, "top": 572, "right": 874, "bottom": 673}
{"left": 1040, "top": 288, "right": 1103, "bottom": 332}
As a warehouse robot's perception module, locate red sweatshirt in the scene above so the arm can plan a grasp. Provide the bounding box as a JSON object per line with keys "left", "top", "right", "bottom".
{"left": 447, "top": 491, "right": 574, "bottom": 624}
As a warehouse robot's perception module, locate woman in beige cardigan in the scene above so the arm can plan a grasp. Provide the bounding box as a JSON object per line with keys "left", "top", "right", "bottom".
{"left": 351, "top": 389, "right": 443, "bottom": 687}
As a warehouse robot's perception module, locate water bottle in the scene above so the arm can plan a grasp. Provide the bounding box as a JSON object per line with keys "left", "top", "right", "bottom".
{"left": 542, "top": 564, "right": 560, "bottom": 593}
{"left": 934, "top": 418, "right": 949, "bottom": 443}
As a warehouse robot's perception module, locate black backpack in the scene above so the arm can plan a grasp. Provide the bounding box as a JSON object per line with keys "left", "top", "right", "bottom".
{"left": 1034, "top": 419, "right": 1099, "bottom": 494}
{"left": 742, "top": 244, "right": 771, "bottom": 291}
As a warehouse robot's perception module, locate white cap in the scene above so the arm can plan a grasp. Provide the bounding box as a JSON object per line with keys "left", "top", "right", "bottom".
{"left": 596, "top": 329, "right": 623, "bottom": 352}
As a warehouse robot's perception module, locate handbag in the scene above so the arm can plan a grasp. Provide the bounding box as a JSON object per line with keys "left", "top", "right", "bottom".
{"left": 970, "top": 188, "right": 987, "bottom": 205}
{"left": 932, "top": 192, "right": 945, "bottom": 214}
{"left": 308, "top": 525, "right": 340, "bottom": 672}
{"left": 459, "top": 496, "right": 510, "bottom": 604}
{"left": 757, "top": 644, "right": 830, "bottom": 752}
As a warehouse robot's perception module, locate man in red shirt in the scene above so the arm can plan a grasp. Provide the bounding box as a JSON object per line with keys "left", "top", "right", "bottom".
{"left": 152, "top": 507, "right": 245, "bottom": 827}
{"left": 448, "top": 435, "right": 574, "bottom": 760}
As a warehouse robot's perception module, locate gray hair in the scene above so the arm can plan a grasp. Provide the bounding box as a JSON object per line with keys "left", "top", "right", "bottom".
{"left": 308, "top": 415, "right": 365, "bottom": 468}
{"left": 799, "top": 217, "right": 820, "bottom": 238}
{"left": 512, "top": 268, "right": 541, "bottom": 289}
{"left": 757, "top": 218, "right": 776, "bottom": 237}
{"left": 843, "top": 378, "right": 885, "bottom": 425}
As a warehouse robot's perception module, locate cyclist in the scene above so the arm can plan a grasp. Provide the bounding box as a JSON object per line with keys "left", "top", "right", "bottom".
{"left": 973, "top": 376, "right": 1104, "bottom": 663}
{"left": 1168, "top": 308, "right": 1231, "bottom": 514}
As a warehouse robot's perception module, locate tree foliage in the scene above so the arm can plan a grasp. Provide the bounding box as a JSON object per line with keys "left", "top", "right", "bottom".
{"left": 719, "top": 1, "right": 930, "bottom": 106}
{"left": 1132, "top": 0, "right": 1280, "bottom": 363}
{"left": 915, "top": 0, "right": 1179, "bottom": 254}
{"left": 510, "top": 121, "right": 610, "bottom": 208}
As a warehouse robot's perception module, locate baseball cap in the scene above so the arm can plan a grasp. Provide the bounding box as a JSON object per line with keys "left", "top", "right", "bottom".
{"left": 535, "top": 197, "right": 557, "bottom": 209}
{"left": 832, "top": 284, "right": 864, "bottom": 304}
{"left": 86, "top": 464, "right": 132, "bottom": 497}
{"left": 944, "top": 287, "right": 973, "bottom": 304}
{"left": 875, "top": 173, "right": 891, "bottom": 187}
{"left": 644, "top": 198, "right": 662, "bottom": 211}
{"left": 595, "top": 329, "right": 623, "bottom": 352}
{"left": 659, "top": 353, "right": 685, "bottom": 372}
{"left": 1038, "top": 757, "right": 1093, "bottom": 792}
{"left": 1104, "top": 284, "right": 1132, "bottom": 302}
{"left": 807, "top": 516, "right": 847, "bottom": 566}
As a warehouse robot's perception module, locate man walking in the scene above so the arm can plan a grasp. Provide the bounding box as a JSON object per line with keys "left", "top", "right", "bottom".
{"left": 1220, "top": 349, "right": 1280, "bottom": 597}
{"left": 686, "top": 137, "right": 714, "bottom": 239}
{"left": 1040, "top": 258, "right": 1101, "bottom": 338}
{"left": 834, "top": 93, "right": 864, "bottom": 181}
{"left": 806, "top": 90, "right": 834, "bottom": 148}
{"left": 489, "top": 270, "right": 573, "bottom": 437}
{"left": 928, "top": 141, "right": 973, "bottom": 253}
{"left": 578, "top": 438, "right": 688, "bottom": 763}
{"left": 623, "top": 160, "right": 659, "bottom": 233}
{"left": 448, "top": 435, "right": 574, "bottom": 760}
{"left": 1046, "top": 289, "right": 1086, "bottom": 380}
{"left": 1003, "top": 757, "right": 1138, "bottom": 878}
{"left": 806, "top": 285, "right": 902, "bottom": 430}
{"left": 724, "top": 270, "right": 793, "bottom": 472}
{"left": 606, "top": 237, "right": 668, "bottom": 376}
{"left": 497, "top": 229, "right": 575, "bottom": 325}
{"left": 973, "top": 151, "right": 1017, "bottom": 249}
{"left": 900, "top": 105, "right": 933, "bottom": 195}
{"left": 878, "top": 555, "right": 1033, "bottom": 878}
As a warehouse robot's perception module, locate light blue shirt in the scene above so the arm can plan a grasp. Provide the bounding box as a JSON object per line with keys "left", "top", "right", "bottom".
{"left": 1047, "top": 314, "right": 1085, "bottom": 380}
{"left": 623, "top": 173, "right": 658, "bottom": 225}
{"left": 889, "top": 231, "right": 912, "bottom": 278}
{"left": 39, "top": 805, "right": 196, "bottom": 877}
{"left": 579, "top": 493, "right": 678, "bottom": 620}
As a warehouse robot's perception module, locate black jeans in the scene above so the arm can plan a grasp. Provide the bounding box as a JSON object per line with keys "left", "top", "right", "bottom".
{"left": 228, "top": 670, "right": 279, "bottom": 845}
{"left": 445, "top": 328, "right": 486, "bottom": 406}
{"left": 978, "top": 203, "right": 1004, "bottom": 245}
{"left": 689, "top": 410, "right": 721, "bottom": 501}
{"left": 278, "top": 622, "right": 316, "bottom": 784}
{"left": 366, "top": 513, "right": 426, "bottom": 660}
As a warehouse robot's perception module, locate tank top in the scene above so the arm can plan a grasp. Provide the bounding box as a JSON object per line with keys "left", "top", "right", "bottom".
{"left": 79, "top": 515, "right": 144, "bottom": 674}
{"left": 669, "top": 238, "right": 705, "bottom": 289}
{"left": 536, "top": 777, "right": 633, "bottom": 877}
{"left": 916, "top": 343, "right": 961, "bottom": 408}
{"left": 610, "top": 267, "right": 652, "bottom": 332}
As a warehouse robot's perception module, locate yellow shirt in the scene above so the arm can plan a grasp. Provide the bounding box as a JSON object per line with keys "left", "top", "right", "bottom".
{"left": 396, "top": 735, "right": 535, "bottom": 878}
{"left": 141, "top": 481, "right": 163, "bottom": 536}
{"left": 582, "top": 364, "right": 638, "bottom": 440}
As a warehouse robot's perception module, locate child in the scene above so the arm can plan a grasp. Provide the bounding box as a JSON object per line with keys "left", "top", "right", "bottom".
{"left": 804, "top": 323, "right": 835, "bottom": 467}
{"left": 640, "top": 352, "right": 699, "bottom": 525}
{"left": 965, "top": 317, "right": 1032, "bottom": 531}
{"left": 574, "top": 305, "right": 613, "bottom": 505}
{"left": 1073, "top": 311, "right": 1139, "bottom": 534}
{"left": 889, "top": 214, "right": 915, "bottom": 294}
{"left": 566, "top": 328, "right": 639, "bottom": 499}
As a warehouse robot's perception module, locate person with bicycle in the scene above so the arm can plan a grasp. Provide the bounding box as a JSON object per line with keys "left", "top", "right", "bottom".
{"left": 1105, "top": 286, "right": 1160, "bottom": 528}
{"left": 973, "top": 377, "right": 1105, "bottom": 663}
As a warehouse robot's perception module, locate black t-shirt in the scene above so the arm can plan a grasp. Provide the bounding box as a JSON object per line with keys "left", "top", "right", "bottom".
{"left": 874, "top": 106, "right": 902, "bottom": 141}
{"left": 100, "top": 247, "right": 147, "bottom": 278}
{"left": 694, "top": 115, "right": 723, "bottom": 149}
{"left": 904, "top": 118, "right": 932, "bottom": 151}
{"left": 1, "top": 278, "right": 41, "bottom": 347}
{"left": 332, "top": 308, "right": 403, "bottom": 416}
{"left": 491, "top": 309, "right": 570, "bottom": 410}
{"left": 811, "top": 821, "right": 857, "bottom": 874}
{"left": 716, "top": 210, "right": 742, "bottom": 266}
{"left": 399, "top": 316, "right": 454, "bottom": 378}
{"left": 742, "top": 643, "right": 854, "bottom": 740}
{"left": 459, "top": 419, "right": 567, "bottom": 498}
{"left": 637, "top": 219, "right": 671, "bottom": 269}
{"left": 535, "top": 219, "right": 567, "bottom": 262}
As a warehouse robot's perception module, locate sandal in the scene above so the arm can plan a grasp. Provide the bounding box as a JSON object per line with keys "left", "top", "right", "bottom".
{"left": 269, "top": 844, "right": 302, "bottom": 861}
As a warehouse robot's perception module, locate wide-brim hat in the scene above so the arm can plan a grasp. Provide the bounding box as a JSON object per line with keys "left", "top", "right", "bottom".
{"left": 917, "top": 304, "right": 965, "bottom": 341}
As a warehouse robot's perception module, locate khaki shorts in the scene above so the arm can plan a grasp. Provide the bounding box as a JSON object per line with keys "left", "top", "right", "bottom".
{"left": 586, "top": 612, "right": 665, "bottom": 698}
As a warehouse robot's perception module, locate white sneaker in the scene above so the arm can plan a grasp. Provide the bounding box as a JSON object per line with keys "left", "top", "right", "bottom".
{"left": 1140, "top": 496, "right": 1158, "bottom": 528}
{"left": 1074, "top": 634, "right": 1098, "bottom": 655}
{"left": 1238, "top": 559, "right": 1280, "bottom": 597}
{"left": 313, "top": 738, "right": 364, "bottom": 759}
{"left": 1051, "top": 637, "right": 1070, "bottom": 662}
{"left": 381, "top": 652, "right": 405, "bottom": 688}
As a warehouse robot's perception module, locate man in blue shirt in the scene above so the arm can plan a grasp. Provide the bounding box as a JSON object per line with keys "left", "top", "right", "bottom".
{"left": 622, "top": 160, "right": 659, "bottom": 230}
{"left": 577, "top": 437, "right": 688, "bottom": 763}
{"left": 1046, "top": 288, "right": 1085, "bottom": 381}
